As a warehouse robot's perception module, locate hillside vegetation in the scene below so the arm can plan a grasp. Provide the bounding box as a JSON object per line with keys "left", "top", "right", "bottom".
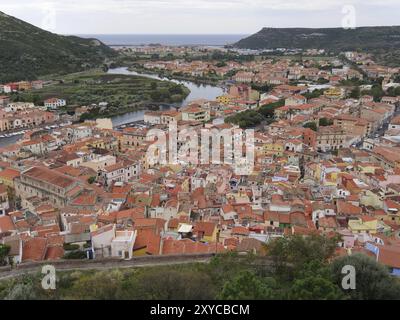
{"left": 0, "top": 11, "right": 115, "bottom": 82}
{"left": 11, "top": 71, "right": 190, "bottom": 119}
{"left": 1, "top": 235, "right": 399, "bottom": 300}
{"left": 234, "top": 26, "right": 400, "bottom": 52}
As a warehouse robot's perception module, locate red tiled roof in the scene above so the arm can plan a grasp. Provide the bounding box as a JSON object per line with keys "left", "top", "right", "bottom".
{"left": 231, "top": 226, "right": 250, "bottom": 236}
{"left": 0, "top": 216, "right": 15, "bottom": 233}
{"left": 193, "top": 221, "right": 217, "bottom": 237}
{"left": 0, "top": 168, "right": 20, "bottom": 181}
{"left": 45, "top": 246, "right": 65, "bottom": 260}
{"left": 22, "top": 237, "right": 47, "bottom": 262}
{"left": 23, "top": 166, "right": 76, "bottom": 189}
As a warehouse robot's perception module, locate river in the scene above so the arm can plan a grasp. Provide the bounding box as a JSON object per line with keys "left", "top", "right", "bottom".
{"left": 107, "top": 67, "right": 224, "bottom": 127}
{"left": 0, "top": 134, "right": 23, "bottom": 148}
{"left": 0, "top": 67, "right": 224, "bottom": 147}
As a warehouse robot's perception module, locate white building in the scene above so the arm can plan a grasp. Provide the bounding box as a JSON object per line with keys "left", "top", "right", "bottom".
{"left": 44, "top": 98, "right": 67, "bottom": 109}
{"left": 91, "top": 224, "right": 136, "bottom": 260}
{"left": 100, "top": 161, "right": 141, "bottom": 186}
{"left": 111, "top": 230, "right": 137, "bottom": 260}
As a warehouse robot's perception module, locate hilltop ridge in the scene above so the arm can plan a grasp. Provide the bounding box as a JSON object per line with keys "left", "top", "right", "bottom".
{"left": 234, "top": 26, "right": 400, "bottom": 52}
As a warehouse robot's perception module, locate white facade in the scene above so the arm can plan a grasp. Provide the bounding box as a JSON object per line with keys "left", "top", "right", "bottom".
{"left": 45, "top": 99, "right": 67, "bottom": 109}
{"left": 111, "top": 230, "right": 137, "bottom": 260}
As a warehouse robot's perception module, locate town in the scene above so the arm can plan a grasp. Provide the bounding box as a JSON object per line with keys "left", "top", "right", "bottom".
{"left": 0, "top": 45, "right": 400, "bottom": 281}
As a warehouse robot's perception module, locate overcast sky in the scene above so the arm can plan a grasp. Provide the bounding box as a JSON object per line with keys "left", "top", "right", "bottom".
{"left": 1, "top": 0, "right": 399, "bottom": 35}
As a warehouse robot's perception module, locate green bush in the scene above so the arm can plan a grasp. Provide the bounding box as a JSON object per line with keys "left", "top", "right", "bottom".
{"left": 63, "top": 244, "right": 80, "bottom": 251}
{"left": 64, "top": 251, "right": 87, "bottom": 260}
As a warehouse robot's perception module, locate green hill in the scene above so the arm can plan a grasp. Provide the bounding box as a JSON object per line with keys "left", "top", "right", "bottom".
{"left": 0, "top": 11, "right": 116, "bottom": 82}
{"left": 234, "top": 26, "right": 400, "bottom": 52}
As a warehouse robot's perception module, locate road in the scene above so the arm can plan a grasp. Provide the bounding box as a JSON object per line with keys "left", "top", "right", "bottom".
{"left": 0, "top": 254, "right": 214, "bottom": 280}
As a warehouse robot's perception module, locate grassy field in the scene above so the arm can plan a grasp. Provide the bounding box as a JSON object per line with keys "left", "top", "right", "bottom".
{"left": 11, "top": 70, "right": 190, "bottom": 111}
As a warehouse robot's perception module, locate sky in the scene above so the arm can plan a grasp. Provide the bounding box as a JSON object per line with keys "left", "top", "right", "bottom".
{"left": 1, "top": 0, "right": 399, "bottom": 35}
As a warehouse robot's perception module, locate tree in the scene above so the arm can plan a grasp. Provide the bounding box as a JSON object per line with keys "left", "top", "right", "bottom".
{"left": 319, "top": 118, "right": 334, "bottom": 127}
{"left": 121, "top": 269, "right": 216, "bottom": 300}
{"left": 150, "top": 82, "right": 157, "bottom": 90}
{"left": 349, "top": 87, "right": 361, "bottom": 99}
{"left": 289, "top": 275, "right": 345, "bottom": 300}
{"left": 87, "top": 176, "right": 96, "bottom": 184}
{"left": 387, "top": 86, "right": 400, "bottom": 97}
{"left": 258, "top": 99, "right": 285, "bottom": 118}
{"left": 251, "top": 83, "right": 271, "bottom": 93}
{"left": 303, "top": 122, "right": 318, "bottom": 132}
{"left": 288, "top": 261, "right": 344, "bottom": 300}
{"left": 68, "top": 270, "right": 124, "bottom": 300}
{"left": 267, "top": 234, "right": 339, "bottom": 280}
{"left": 362, "top": 84, "right": 384, "bottom": 102}
{"left": 2, "top": 274, "right": 57, "bottom": 300}
{"left": 0, "top": 244, "right": 10, "bottom": 266}
{"left": 317, "top": 78, "right": 330, "bottom": 84}
{"left": 304, "top": 89, "right": 324, "bottom": 99}
{"left": 219, "top": 271, "right": 279, "bottom": 300}
{"left": 4, "top": 280, "right": 37, "bottom": 300}
{"left": 225, "top": 110, "right": 265, "bottom": 129}
{"left": 331, "top": 253, "right": 400, "bottom": 300}
{"left": 168, "top": 84, "right": 184, "bottom": 95}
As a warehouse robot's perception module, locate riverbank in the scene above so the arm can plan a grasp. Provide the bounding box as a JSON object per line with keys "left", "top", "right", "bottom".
{"left": 11, "top": 70, "right": 190, "bottom": 122}
{"left": 0, "top": 67, "right": 225, "bottom": 144}
{"left": 107, "top": 67, "right": 225, "bottom": 127}
{"left": 128, "top": 65, "right": 224, "bottom": 86}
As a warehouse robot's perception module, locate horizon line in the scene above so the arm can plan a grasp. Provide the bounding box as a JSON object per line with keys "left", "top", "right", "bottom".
{"left": 71, "top": 25, "right": 400, "bottom": 36}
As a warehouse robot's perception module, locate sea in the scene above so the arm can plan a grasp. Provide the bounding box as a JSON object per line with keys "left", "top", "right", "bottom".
{"left": 76, "top": 34, "right": 247, "bottom": 47}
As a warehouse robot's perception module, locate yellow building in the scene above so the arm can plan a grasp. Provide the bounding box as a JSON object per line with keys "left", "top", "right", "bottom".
{"left": 0, "top": 168, "right": 21, "bottom": 188}
{"left": 83, "top": 137, "right": 106, "bottom": 150}
{"left": 263, "top": 142, "right": 284, "bottom": 157}
{"left": 357, "top": 163, "right": 379, "bottom": 174}
{"left": 194, "top": 221, "right": 218, "bottom": 243}
{"left": 348, "top": 216, "right": 378, "bottom": 234}
{"left": 323, "top": 172, "right": 340, "bottom": 187}
{"left": 18, "top": 81, "right": 32, "bottom": 91}
{"left": 216, "top": 95, "right": 231, "bottom": 105}
{"left": 324, "top": 87, "right": 344, "bottom": 99}
{"left": 360, "top": 190, "right": 383, "bottom": 209}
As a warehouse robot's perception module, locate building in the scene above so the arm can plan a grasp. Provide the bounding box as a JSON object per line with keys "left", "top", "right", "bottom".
{"left": 0, "top": 168, "right": 20, "bottom": 188}
{"left": 99, "top": 160, "right": 141, "bottom": 186}
{"left": 0, "top": 96, "right": 10, "bottom": 107}
{"left": 111, "top": 229, "right": 137, "bottom": 260}
{"left": 0, "top": 184, "right": 9, "bottom": 216}
{"left": 181, "top": 105, "right": 210, "bottom": 122}
{"left": 233, "top": 72, "right": 254, "bottom": 83}
{"left": 121, "top": 127, "right": 150, "bottom": 150}
{"left": 316, "top": 126, "right": 346, "bottom": 152}
{"left": 334, "top": 115, "right": 371, "bottom": 138}
{"left": 15, "top": 166, "right": 81, "bottom": 207}
{"left": 285, "top": 94, "right": 307, "bottom": 106}
{"left": 389, "top": 115, "right": 400, "bottom": 131}
{"left": 91, "top": 224, "right": 137, "bottom": 260}
{"left": 44, "top": 98, "right": 67, "bottom": 109}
